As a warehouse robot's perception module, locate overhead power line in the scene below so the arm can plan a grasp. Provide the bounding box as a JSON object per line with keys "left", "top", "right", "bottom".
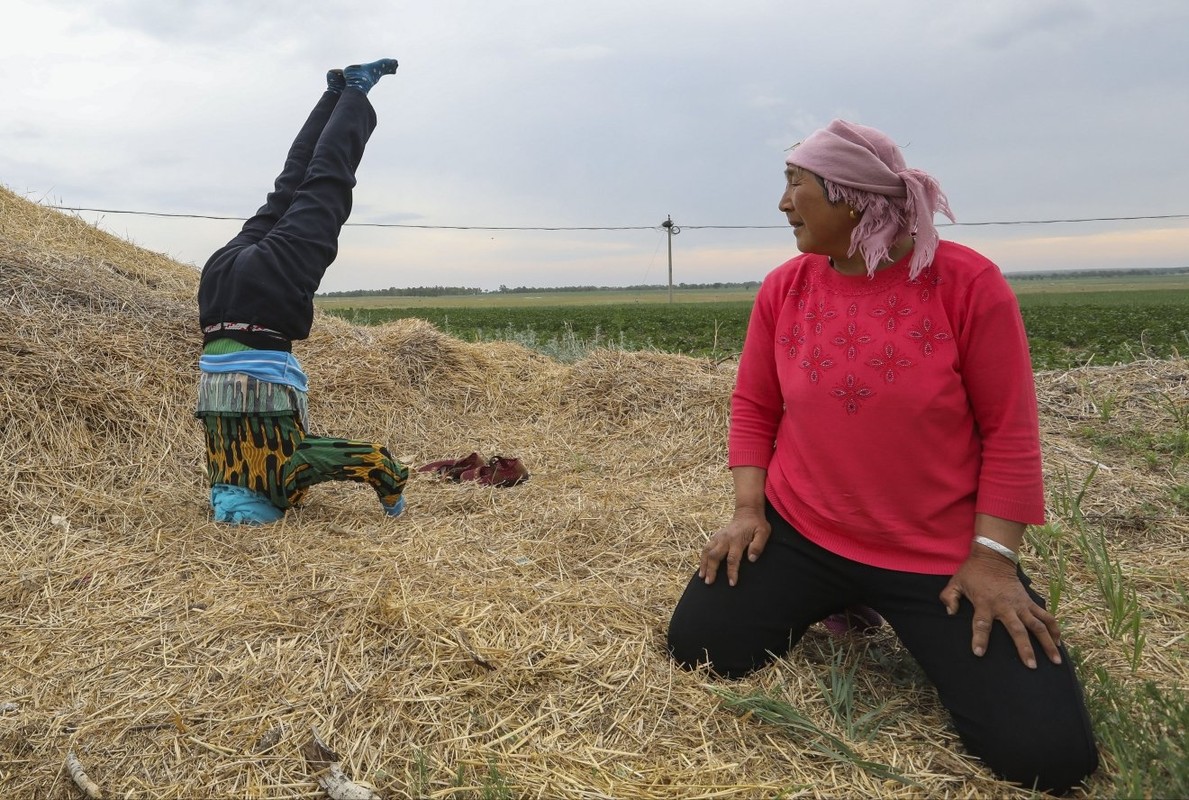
{"left": 686, "top": 214, "right": 1189, "bottom": 229}
{"left": 45, "top": 205, "right": 1189, "bottom": 230}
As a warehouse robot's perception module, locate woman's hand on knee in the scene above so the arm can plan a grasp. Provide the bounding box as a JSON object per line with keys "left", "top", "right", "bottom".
{"left": 941, "top": 551, "right": 1063, "bottom": 669}
{"left": 698, "top": 510, "right": 771, "bottom": 588}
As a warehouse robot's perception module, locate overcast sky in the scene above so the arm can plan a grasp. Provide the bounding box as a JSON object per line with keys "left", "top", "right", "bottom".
{"left": 3, "top": 0, "right": 1188, "bottom": 292}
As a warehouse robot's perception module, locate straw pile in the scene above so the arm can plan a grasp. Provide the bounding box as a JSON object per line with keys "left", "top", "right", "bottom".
{"left": 1, "top": 184, "right": 1185, "bottom": 799}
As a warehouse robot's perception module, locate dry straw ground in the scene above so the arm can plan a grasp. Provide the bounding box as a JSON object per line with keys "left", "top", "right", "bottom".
{"left": 1, "top": 185, "right": 1185, "bottom": 799}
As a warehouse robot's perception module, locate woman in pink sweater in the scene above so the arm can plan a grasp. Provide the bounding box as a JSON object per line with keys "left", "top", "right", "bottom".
{"left": 666, "top": 120, "right": 1097, "bottom": 794}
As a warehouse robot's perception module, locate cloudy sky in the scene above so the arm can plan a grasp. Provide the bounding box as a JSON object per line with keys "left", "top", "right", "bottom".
{"left": 3, "top": 0, "right": 1187, "bottom": 292}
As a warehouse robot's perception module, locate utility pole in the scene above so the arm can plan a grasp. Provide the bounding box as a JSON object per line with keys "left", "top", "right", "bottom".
{"left": 661, "top": 215, "right": 680, "bottom": 304}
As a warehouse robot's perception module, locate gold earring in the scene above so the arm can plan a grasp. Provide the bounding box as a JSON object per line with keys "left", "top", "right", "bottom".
{"left": 848, "top": 208, "right": 858, "bottom": 220}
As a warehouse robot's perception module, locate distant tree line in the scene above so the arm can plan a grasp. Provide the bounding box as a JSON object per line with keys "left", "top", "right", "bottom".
{"left": 318, "top": 281, "right": 762, "bottom": 297}
{"left": 318, "top": 286, "right": 485, "bottom": 297}
{"left": 492, "top": 281, "right": 761, "bottom": 293}
{"left": 1006, "top": 266, "right": 1189, "bottom": 281}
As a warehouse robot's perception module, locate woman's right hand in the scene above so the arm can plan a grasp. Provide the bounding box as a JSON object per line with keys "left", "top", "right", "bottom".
{"left": 698, "top": 507, "right": 771, "bottom": 587}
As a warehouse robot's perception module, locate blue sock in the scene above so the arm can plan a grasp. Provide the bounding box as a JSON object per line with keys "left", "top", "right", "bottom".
{"left": 209, "top": 485, "right": 285, "bottom": 525}
{"left": 344, "top": 58, "right": 398, "bottom": 94}
{"left": 326, "top": 68, "right": 346, "bottom": 93}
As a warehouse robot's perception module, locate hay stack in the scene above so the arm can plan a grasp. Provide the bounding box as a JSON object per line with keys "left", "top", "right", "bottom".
{"left": 1, "top": 185, "right": 1184, "bottom": 798}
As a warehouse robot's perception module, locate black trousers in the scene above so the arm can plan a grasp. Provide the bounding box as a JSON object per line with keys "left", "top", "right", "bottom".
{"left": 667, "top": 503, "right": 1098, "bottom": 794}
{"left": 198, "top": 87, "right": 377, "bottom": 344}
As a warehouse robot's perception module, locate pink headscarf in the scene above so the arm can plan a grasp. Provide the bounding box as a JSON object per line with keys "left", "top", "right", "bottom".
{"left": 785, "top": 119, "right": 954, "bottom": 279}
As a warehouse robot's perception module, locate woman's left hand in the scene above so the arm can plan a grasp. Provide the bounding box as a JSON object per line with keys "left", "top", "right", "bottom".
{"left": 940, "top": 548, "right": 1063, "bottom": 669}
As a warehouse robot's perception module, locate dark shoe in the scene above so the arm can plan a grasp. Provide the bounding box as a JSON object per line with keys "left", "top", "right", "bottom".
{"left": 478, "top": 456, "right": 530, "bottom": 487}
{"left": 418, "top": 452, "right": 486, "bottom": 481}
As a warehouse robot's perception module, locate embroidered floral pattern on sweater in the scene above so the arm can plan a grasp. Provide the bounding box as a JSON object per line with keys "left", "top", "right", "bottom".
{"left": 779, "top": 262, "right": 959, "bottom": 414}
{"left": 869, "top": 292, "right": 915, "bottom": 333}
{"left": 778, "top": 322, "right": 806, "bottom": 360}
{"left": 804, "top": 299, "right": 838, "bottom": 336}
{"left": 908, "top": 266, "right": 943, "bottom": 302}
{"left": 830, "top": 372, "right": 876, "bottom": 415}
{"left": 866, "top": 341, "right": 916, "bottom": 384}
{"left": 907, "top": 317, "right": 952, "bottom": 357}
{"left": 832, "top": 318, "right": 873, "bottom": 362}
{"left": 799, "top": 344, "right": 835, "bottom": 384}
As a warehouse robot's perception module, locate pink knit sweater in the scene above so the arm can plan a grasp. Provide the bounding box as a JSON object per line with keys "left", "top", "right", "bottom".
{"left": 729, "top": 240, "right": 1045, "bottom": 574}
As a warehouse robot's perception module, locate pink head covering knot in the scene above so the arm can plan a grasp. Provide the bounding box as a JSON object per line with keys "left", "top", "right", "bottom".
{"left": 785, "top": 119, "right": 955, "bottom": 279}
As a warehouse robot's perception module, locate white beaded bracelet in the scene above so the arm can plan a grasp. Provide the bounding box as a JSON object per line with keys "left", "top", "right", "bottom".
{"left": 974, "top": 535, "right": 1020, "bottom": 564}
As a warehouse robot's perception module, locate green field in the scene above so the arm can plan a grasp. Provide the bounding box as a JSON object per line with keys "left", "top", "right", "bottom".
{"left": 317, "top": 275, "right": 1189, "bottom": 370}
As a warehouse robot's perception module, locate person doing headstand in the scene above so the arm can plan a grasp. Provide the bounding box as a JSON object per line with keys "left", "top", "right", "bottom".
{"left": 195, "top": 59, "right": 409, "bottom": 525}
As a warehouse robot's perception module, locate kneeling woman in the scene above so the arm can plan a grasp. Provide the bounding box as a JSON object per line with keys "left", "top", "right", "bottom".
{"left": 667, "top": 119, "right": 1098, "bottom": 794}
